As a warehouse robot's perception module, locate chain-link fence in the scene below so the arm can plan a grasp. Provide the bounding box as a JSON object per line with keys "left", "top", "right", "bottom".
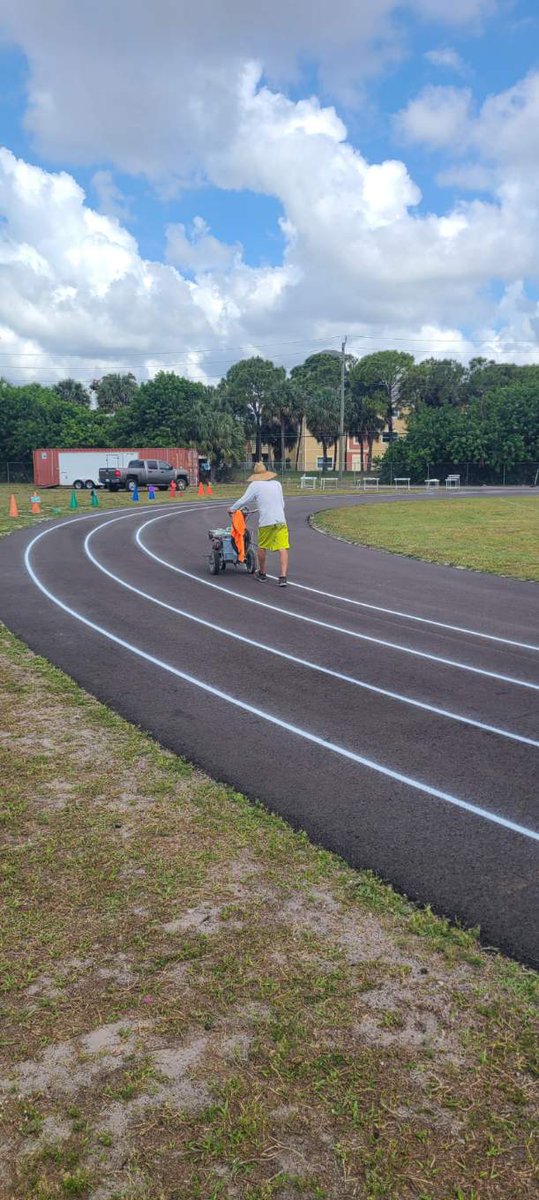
{"left": 0, "top": 461, "right": 33, "bottom": 484}
{"left": 2, "top": 455, "right": 538, "bottom": 489}
{"left": 379, "top": 460, "right": 539, "bottom": 487}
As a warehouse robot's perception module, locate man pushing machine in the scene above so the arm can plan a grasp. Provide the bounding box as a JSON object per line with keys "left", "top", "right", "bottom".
{"left": 229, "top": 462, "right": 289, "bottom": 586}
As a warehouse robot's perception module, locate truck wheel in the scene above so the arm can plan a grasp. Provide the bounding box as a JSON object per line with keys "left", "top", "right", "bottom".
{"left": 84, "top": 479, "right": 95, "bottom": 490}
{"left": 73, "top": 479, "right": 83, "bottom": 490}
{"left": 209, "top": 549, "right": 221, "bottom": 575}
{"left": 176, "top": 478, "right": 187, "bottom": 491}
{"left": 126, "top": 478, "right": 137, "bottom": 492}
{"left": 245, "top": 548, "right": 256, "bottom": 574}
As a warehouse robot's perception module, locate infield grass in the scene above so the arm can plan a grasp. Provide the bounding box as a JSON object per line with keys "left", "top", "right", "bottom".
{"left": 313, "top": 496, "right": 539, "bottom": 581}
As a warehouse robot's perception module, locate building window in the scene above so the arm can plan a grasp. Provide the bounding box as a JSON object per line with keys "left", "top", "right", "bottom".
{"left": 381, "top": 432, "right": 400, "bottom": 443}
{"left": 316, "top": 456, "right": 333, "bottom": 470}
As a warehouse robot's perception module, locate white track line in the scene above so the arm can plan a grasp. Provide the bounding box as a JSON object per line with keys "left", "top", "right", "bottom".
{"left": 23, "top": 518, "right": 539, "bottom": 844}
{"left": 84, "top": 516, "right": 539, "bottom": 750}
{"left": 266, "top": 574, "right": 539, "bottom": 653}
{"left": 136, "top": 512, "right": 539, "bottom": 693}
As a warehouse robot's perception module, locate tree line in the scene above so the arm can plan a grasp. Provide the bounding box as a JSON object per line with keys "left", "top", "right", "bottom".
{"left": 1, "top": 351, "right": 537, "bottom": 477}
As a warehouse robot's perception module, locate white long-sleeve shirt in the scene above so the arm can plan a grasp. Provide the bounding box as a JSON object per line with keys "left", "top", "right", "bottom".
{"left": 230, "top": 479, "right": 286, "bottom": 527}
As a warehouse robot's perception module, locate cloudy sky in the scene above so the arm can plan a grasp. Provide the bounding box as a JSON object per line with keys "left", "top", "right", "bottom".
{"left": 1, "top": 0, "right": 539, "bottom": 386}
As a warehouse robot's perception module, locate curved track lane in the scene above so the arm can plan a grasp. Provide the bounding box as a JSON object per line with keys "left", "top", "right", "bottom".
{"left": 1, "top": 492, "right": 538, "bottom": 964}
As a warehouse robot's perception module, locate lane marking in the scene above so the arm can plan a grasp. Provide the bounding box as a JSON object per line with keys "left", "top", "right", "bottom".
{"left": 267, "top": 574, "right": 539, "bottom": 653}
{"left": 23, "top": 519, "right": 539, "bottom": 845}
{"left": 84, "top": 516, "right": 539, "bottom": 751}
{"left": 136, "top": 512, "right": 539, "bottom": 693}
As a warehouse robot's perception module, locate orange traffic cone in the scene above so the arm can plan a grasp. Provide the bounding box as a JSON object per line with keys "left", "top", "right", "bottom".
{"left": 30, "top": 493, "right": 41, "bottom": 514}
{"left": 197, "top": 482, "right": 204, "bottom": 496}
{"left": 9, "top": 494, "right": 19, "bottom": 518}
{"left": 206, "top": 483, "right": 213, "bottom": 495}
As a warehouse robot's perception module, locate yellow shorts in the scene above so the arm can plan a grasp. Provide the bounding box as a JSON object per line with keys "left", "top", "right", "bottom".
{"left": 258, "top": 523, "right": 290, "bottom": 551}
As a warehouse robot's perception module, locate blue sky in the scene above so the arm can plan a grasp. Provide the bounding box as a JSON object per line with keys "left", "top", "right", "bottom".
{"left": 1, "top": 0, "right": 539, "bottom": 383}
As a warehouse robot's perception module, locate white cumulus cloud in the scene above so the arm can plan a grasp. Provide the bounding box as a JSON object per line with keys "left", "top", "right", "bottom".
{"left": 0, "top": 0, "right": 538, "bottom": 380}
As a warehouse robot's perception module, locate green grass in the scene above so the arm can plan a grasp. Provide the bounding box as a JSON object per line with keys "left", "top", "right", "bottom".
{"left": 0, "top": 624, "right": 537, "bottom": 1199}
{"left": 0, "top": 477, "right": 360, "bottom": 539}
{"left": 313, "top": 496, "right": 539, "bottom": 581}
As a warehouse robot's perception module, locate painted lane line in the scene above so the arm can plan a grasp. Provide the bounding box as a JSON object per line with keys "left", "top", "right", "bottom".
{"left": 23, "top": 522, "right": 539, "bottom": 845}
{"left": 135, "top": 512, "right": 539, "bottom": 693}
{"left": 84, "top": 517, "right": 539, "bottom": 751}
{"left": 266, "top": 574, "right": 539, "bottom": 654}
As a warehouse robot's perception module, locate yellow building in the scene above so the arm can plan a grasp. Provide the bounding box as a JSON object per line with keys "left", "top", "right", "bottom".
{"left": 291, "top": 413, "right": 408, "bottom": 473}
{"left": 249, "top": 413, "right": 407, "bottom": 474}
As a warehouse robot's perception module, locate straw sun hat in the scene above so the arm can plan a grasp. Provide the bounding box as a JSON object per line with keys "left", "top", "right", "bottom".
{"left": 247, "top": 462, "right": 277, "bottom": 482}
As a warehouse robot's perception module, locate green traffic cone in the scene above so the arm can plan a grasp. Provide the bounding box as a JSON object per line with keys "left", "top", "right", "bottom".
{"left": 90, "top": 489, "right": 99, "bottom": 507}
{"left": 70, "top": 490, "right": 78, "bottom": 510}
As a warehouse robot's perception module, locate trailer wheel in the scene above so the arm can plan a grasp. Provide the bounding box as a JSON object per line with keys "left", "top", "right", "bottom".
{"left": 73, "top": 479, "right": 84, "bottom": 490}
{"left": 84, "top": 479, "right": 95, "bottom": 489}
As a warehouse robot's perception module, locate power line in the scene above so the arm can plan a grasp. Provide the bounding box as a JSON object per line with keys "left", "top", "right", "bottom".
{"left": 0, "top": 333, "right": 343, "bottom": 362}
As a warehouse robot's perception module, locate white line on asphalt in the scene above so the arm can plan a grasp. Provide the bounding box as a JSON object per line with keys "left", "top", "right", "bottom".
{"left": 22, "top": 519, "right": 539, "bottom": 845}
{"left": 84, "top": 516, "right": 539, "bottom": 750}
{"left": 266, "top": 575, "right": 539, "bottom": 653}
{"left": 136, "top": 512, "right": 539, "bottom": 693}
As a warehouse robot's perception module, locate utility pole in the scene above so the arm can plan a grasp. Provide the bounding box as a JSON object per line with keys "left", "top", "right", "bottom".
{"left": 339, "top": 335, "right": 347, "bottom": 481}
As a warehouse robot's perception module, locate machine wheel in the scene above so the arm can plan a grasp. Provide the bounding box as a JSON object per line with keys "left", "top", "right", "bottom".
{"left": 73, "top": 479, "right": 83, "bottom": 490}
{"left": 209, "top": 549, "right": 221, "bottom": 575}
{"left": 220, "top": 559, "right": 227, "bottom": 571}
{"left": 245, "top": 548, "right": 256, "bottom": 574}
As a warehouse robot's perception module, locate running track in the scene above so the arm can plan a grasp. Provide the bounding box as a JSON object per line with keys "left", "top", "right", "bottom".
{"left": 1, "top": 491, "right": 538, "bottom": 965}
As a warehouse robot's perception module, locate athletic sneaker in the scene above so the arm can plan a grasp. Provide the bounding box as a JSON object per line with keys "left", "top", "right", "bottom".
{"left": 279, "top": 576, "right": 287, "bottom": 587}
{"left": 255, "top": 571, "right": 267, "bottom": 582}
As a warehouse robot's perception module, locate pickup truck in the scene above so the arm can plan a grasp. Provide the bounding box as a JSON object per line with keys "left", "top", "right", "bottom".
{"left": 99, "top": 458, "right": 190, "bottom": 492}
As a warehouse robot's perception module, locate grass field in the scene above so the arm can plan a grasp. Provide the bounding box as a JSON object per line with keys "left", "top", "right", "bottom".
{"left": 314, "top": 496, "right": 539, "bottom": 582}
{"left": 0, "top": 626, "right": 537, "bottom": 1199}
{"left": 0, "top": 480, "right": 356, "bottom": 541}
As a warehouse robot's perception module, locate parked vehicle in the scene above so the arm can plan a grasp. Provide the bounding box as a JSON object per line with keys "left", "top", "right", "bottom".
{"left": 99, "top": 458, "right": 190, "bottom": 492}
{"left": 33, "top": 447, "right": 198, "bottom": 489}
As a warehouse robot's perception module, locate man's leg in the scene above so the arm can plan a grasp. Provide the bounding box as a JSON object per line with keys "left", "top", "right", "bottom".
{"left": 279, "top": 549, "right": 288, "bottom": 577}
{"left": 257, "top": 546, "right": 267, "bottom": 575}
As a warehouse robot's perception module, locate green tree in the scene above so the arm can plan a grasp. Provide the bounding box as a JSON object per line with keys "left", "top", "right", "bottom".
{"left": 406, "top": 358, "right": 465, "bottom": 410}
{"left": 220, "top": 357, "right": 286, "bottom": 461}
{"left": 348, "top": 390, "right": 386, "bottom": 471}
{"left": 0, "top": 380, "right": 105, "bottom": 459}
{"left": 91, "top": 372, "right": 138, "bottom": 413}
{"left": 290, "top": 351, "right": 355, "bottom": 470}
{"left": 304, "top": 386, "right": 343, "bottom": 472}
{"left": 112, "top": 371, "right": 206, "bottom": 446}
{"left": 52, "top": 378, "right": 91, "bottom": 407}
{"left": 462, "top": 358, "right": 519, "bottom": 413}
{"left": 197, "top": 395, "right": 246, "bottom": 479}
{"left": 351, "top": 350, "right": 414, "bottom": 435}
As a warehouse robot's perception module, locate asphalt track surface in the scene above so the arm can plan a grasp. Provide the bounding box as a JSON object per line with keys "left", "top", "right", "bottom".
{"left": 1, "top": 491, "right": 538, "bottom": 965}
